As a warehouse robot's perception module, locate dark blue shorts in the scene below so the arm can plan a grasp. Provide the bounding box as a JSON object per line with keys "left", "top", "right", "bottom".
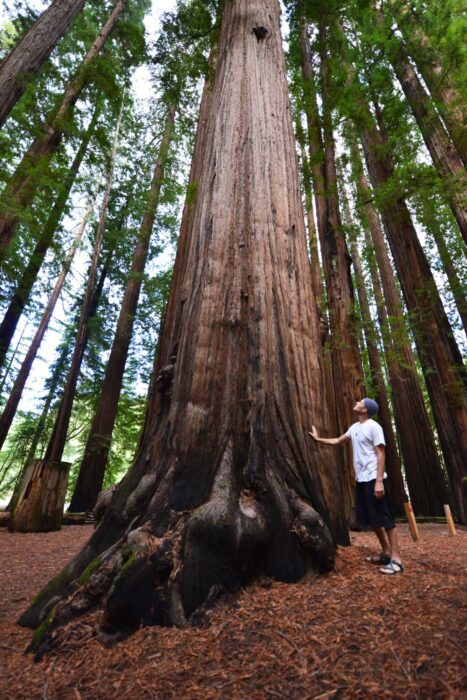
{"left": 355, "top": 478, "right": 396, "bottom": 529}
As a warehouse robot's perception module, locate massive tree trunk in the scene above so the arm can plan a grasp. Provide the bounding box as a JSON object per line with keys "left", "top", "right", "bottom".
{"left": 0, "top": 105, "right": 99, "bottom": 371}
{"left": 69, "top": 104, "right": 176, "bottom": 513}
{"left": 299, "top": 20, "right": 363, "bottom": 524}
{"left": 0, "top": 0, "right": 125, "bottom": 262}
{"left": 347, "top": 129, "right": 453, "bottom": 516}
{"left": 373, "top": 4, "right": 467, "bottom": 244}
{"left": 0, "top": 0, "right": 87, "bottom": 127}
{"left": 357, "top": 101, "right": 467, "bottom": 521}
{"left": 20, "top": 0, "right": 348, "bottom": 650}
{"left": 389, "top": 1, "right": 467, "bottom": 165}
{"left": 0, "top": 188, "right": 97, "bottom": 452}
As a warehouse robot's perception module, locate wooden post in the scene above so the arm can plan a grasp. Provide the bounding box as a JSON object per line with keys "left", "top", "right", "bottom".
{"left": 10, "top": 459, "right": 71, "bottom": 532}
{"left": 404, "top": 501, "right": 420, "bottom": 541}
{"left": 443, "top": 504, "right": 457, "bottom": 536}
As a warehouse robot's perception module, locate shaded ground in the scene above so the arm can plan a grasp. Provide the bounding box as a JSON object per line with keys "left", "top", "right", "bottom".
{"left": 1, "top": 523, "right": 465, "bottom": 699}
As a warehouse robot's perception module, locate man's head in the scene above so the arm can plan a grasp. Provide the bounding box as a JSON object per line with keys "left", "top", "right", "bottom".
{"left": 353, "top": 397, "right": 379, "bottom": 419}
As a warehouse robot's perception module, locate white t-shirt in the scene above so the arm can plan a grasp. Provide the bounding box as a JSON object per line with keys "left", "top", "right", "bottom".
{"left": 345, "top": 419, "right": 386, "bottom": 483}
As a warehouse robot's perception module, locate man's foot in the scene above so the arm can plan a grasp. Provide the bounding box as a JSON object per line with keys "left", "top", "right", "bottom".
{"left": 365, "top": 553, "right": 391, "bottom": 565}
{"left": 379, "top": 560, "right": 404, "bottom": 575}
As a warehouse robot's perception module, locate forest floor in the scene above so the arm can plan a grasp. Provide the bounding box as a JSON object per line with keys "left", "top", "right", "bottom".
{"left": 0, "top": 523, "right": 465, "bottom": 700}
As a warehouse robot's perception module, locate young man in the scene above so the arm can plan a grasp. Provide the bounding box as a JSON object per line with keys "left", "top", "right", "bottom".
{"left": 309, "top": 398, "right": 403, "bottom": 575}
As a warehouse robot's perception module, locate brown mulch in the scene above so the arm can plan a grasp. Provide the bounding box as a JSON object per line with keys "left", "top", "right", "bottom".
{"left": 0, "top": 524, "right": 465, "bottom": 699}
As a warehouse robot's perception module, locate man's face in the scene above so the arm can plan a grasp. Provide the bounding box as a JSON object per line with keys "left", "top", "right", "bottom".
{"left": 353, "top": 399, "right": 367, "bottom": 415}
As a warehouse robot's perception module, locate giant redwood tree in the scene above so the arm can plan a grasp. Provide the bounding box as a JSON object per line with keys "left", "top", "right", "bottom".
{"left": 20, "top": 0, "right": 348, "bottom": 648}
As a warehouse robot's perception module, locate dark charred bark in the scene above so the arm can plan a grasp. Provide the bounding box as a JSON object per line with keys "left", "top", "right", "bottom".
{"left": 0, "top": 105, "right": 99, "bottom": 371}
{"left": 0, "top": 0, "right": 125, "bottom": 262}
{"left": 0, "top": 0, "right": 87, "bottom": 127}
{"left": 69, "top": 104, "right": 176, "bottom": 513}
{"left": 20, "top": 0, "right": 348, "bottom": 651}
{"left": 356, "top": 101, "right": 467, "bottom": 521}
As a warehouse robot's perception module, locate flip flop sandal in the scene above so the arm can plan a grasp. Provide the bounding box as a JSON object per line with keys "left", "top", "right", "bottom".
{"left": 365, "top": 553, "right": 391, "bottom": 565}
{"left": 379, "top": 560, "right": 404, "bottom": 575}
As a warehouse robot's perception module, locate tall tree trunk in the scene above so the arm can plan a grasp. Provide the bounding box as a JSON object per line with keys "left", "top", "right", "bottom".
{"left": 0, "top": 0, "right": 87, "bottom": 127}
{"left": 337, "top": 166, "right": 406, "bottom": 514}
{"left": 356, "top": 100, "right": 467, "bottom": 521}
{"left": 5, "top": 336, "right": 71, "bottom": 512}
{"left": 0, "top": 0, "right": 126, "bottom": 262}
{"left": 69, "top": 103, "right": 176, "bottom": 513}
{"left": 41, "top": 97, "right": 123, "bottom": 470}
{"left": 0, "top": 320, "right": 27, "bottom": 394}
{"left": 389, "top": 1, "right": 467, "bottom": 165}
{"left": 350, "top": 242, "right": 406, "bottom": 514}
{"left": 20, "top": 0, "right": 348, "bottom": 644}
{"left": 0, "top": 187, "right": 97, "bottom": 451}
{"left": 0, "top": 105, "right": 99, "bottom": 371}
{"left": 347, "top": 129, "right": 452, "bottom": 516}
{"left": 300, "top": 19, "right": 364, "bottom": 525}
{"left": 373, "top": 4, "right": 467, "bottom": 244}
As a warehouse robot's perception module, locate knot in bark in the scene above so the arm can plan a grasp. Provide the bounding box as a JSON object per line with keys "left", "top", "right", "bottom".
{"left": 252, "top": 26, "right": 268, "bottom": 42}
{"left": 156, "top": 362, "right": 175, "bottom": 395}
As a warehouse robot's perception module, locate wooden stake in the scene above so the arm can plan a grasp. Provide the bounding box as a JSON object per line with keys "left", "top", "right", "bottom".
{"left": 404, "top": 502, "right": 420, "bottom": 541}
{"left": 443, "top": 504, "right": 457, "bottom": 536}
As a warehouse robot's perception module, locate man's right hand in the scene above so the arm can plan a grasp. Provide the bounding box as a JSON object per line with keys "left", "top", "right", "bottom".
{"left": 309, "top": 425, "right": 319, "bottom": 440}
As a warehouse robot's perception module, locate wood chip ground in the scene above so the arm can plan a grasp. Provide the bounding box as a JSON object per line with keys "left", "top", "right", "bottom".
{"left": 1, "top": 523, "right": 465, "bottom": 699}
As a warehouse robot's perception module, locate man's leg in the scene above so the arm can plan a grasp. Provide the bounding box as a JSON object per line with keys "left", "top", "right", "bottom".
{"left": 385, "top": 526, "right": 402, "bottom": 564}
{"left": 373, "top": 526, "right": 391, "bottom": 556}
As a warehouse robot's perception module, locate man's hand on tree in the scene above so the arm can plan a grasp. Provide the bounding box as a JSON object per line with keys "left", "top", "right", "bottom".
{"left": 309, "top": 425, "right": 319, "bottom": 440}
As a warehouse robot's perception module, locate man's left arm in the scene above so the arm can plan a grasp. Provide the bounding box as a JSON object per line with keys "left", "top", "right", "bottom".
{"left": 374, "top": 445, "right": 385, "bottom": 499}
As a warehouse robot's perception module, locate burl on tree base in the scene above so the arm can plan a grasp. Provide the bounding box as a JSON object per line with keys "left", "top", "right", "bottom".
{"left": 19, "top": 0, "right": 348, "bottom": 655}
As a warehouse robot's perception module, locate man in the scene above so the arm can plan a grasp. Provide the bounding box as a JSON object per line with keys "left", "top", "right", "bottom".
{"left": 309, "top": 398, "right": 403, "bottom": 575}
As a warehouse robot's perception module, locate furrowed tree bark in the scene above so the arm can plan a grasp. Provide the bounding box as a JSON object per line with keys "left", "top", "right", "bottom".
{"left": 69, "top": 104, "right": 176, "bottom": 513}
{"left": 0, "top": 0, "right": 126, "bottom": 262}
{"left": 356, "top": 100, "right": 467, "bottom": 521}
{"left": 389, "top": 0, "right": 467, "bottom": 165}
{"left": 20, "top": 0, "right": 348, "bottom": 649}
{"left": 0, "top": 186, "right": 98, "bottom": 452}
{"left": 0, "top": 105, "right": 100, "bottom": 371}
{"left": 373, "top": 4, "right": 467, "bottom": 244}
{"left": 0, "top": 0, "right": 88, "bottom": 127}
{"left": 348, "top": 129, "right": 452, "bottom": 516}
{"left": 299, "top": 19, "right": 363, "bottom": 524}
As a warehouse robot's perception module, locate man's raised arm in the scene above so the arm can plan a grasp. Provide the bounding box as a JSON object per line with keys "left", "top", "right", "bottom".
{"left": 309, "top": 425, "right": 351, "bottom": 446}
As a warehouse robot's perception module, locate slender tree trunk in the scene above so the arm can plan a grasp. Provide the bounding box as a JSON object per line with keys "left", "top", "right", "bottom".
{"left": 21, "top": 0, "right": 349, "bottom": 643}
{"left": 0, "top": 105, "right": 100, "bottom": 371}
{"left": 347, "top": 129, "right": 452, "bottom": 515}
{"left": 337, "top": 166, "right": 406, "bottom": 514}
{"left": 0, "top": 320, "right": 27, "bottom": 394}
{"left": 5, "top": 337, "right": 70, "bottom": 511}
{"left": 357, "top": 101, "right": 467, "bottom": 521}
{"left": 0, "top": 188, "right": 97, "bottom": 451}
{"left": 0, "top": 0, "right": 87, "bottom": 127}
{"left": 0, "top": 0, "right": 126, "bottom": 262}
{"left": 300, "top": 19, "right": 364, "bottom": 524}
{"left": 41, "top": 98, "right": 123, "bottom": 470}
{"left": 374, "top": 5, "right": 467, "bottom": 244}
{"left": 390, "top": 1, "right": 467, "bottom": 165}
{"left": 69, "top": 104, "right": 177, "bottom": 513}
{"left": 350, "top": 242, "right": 406, "bottom": 514}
